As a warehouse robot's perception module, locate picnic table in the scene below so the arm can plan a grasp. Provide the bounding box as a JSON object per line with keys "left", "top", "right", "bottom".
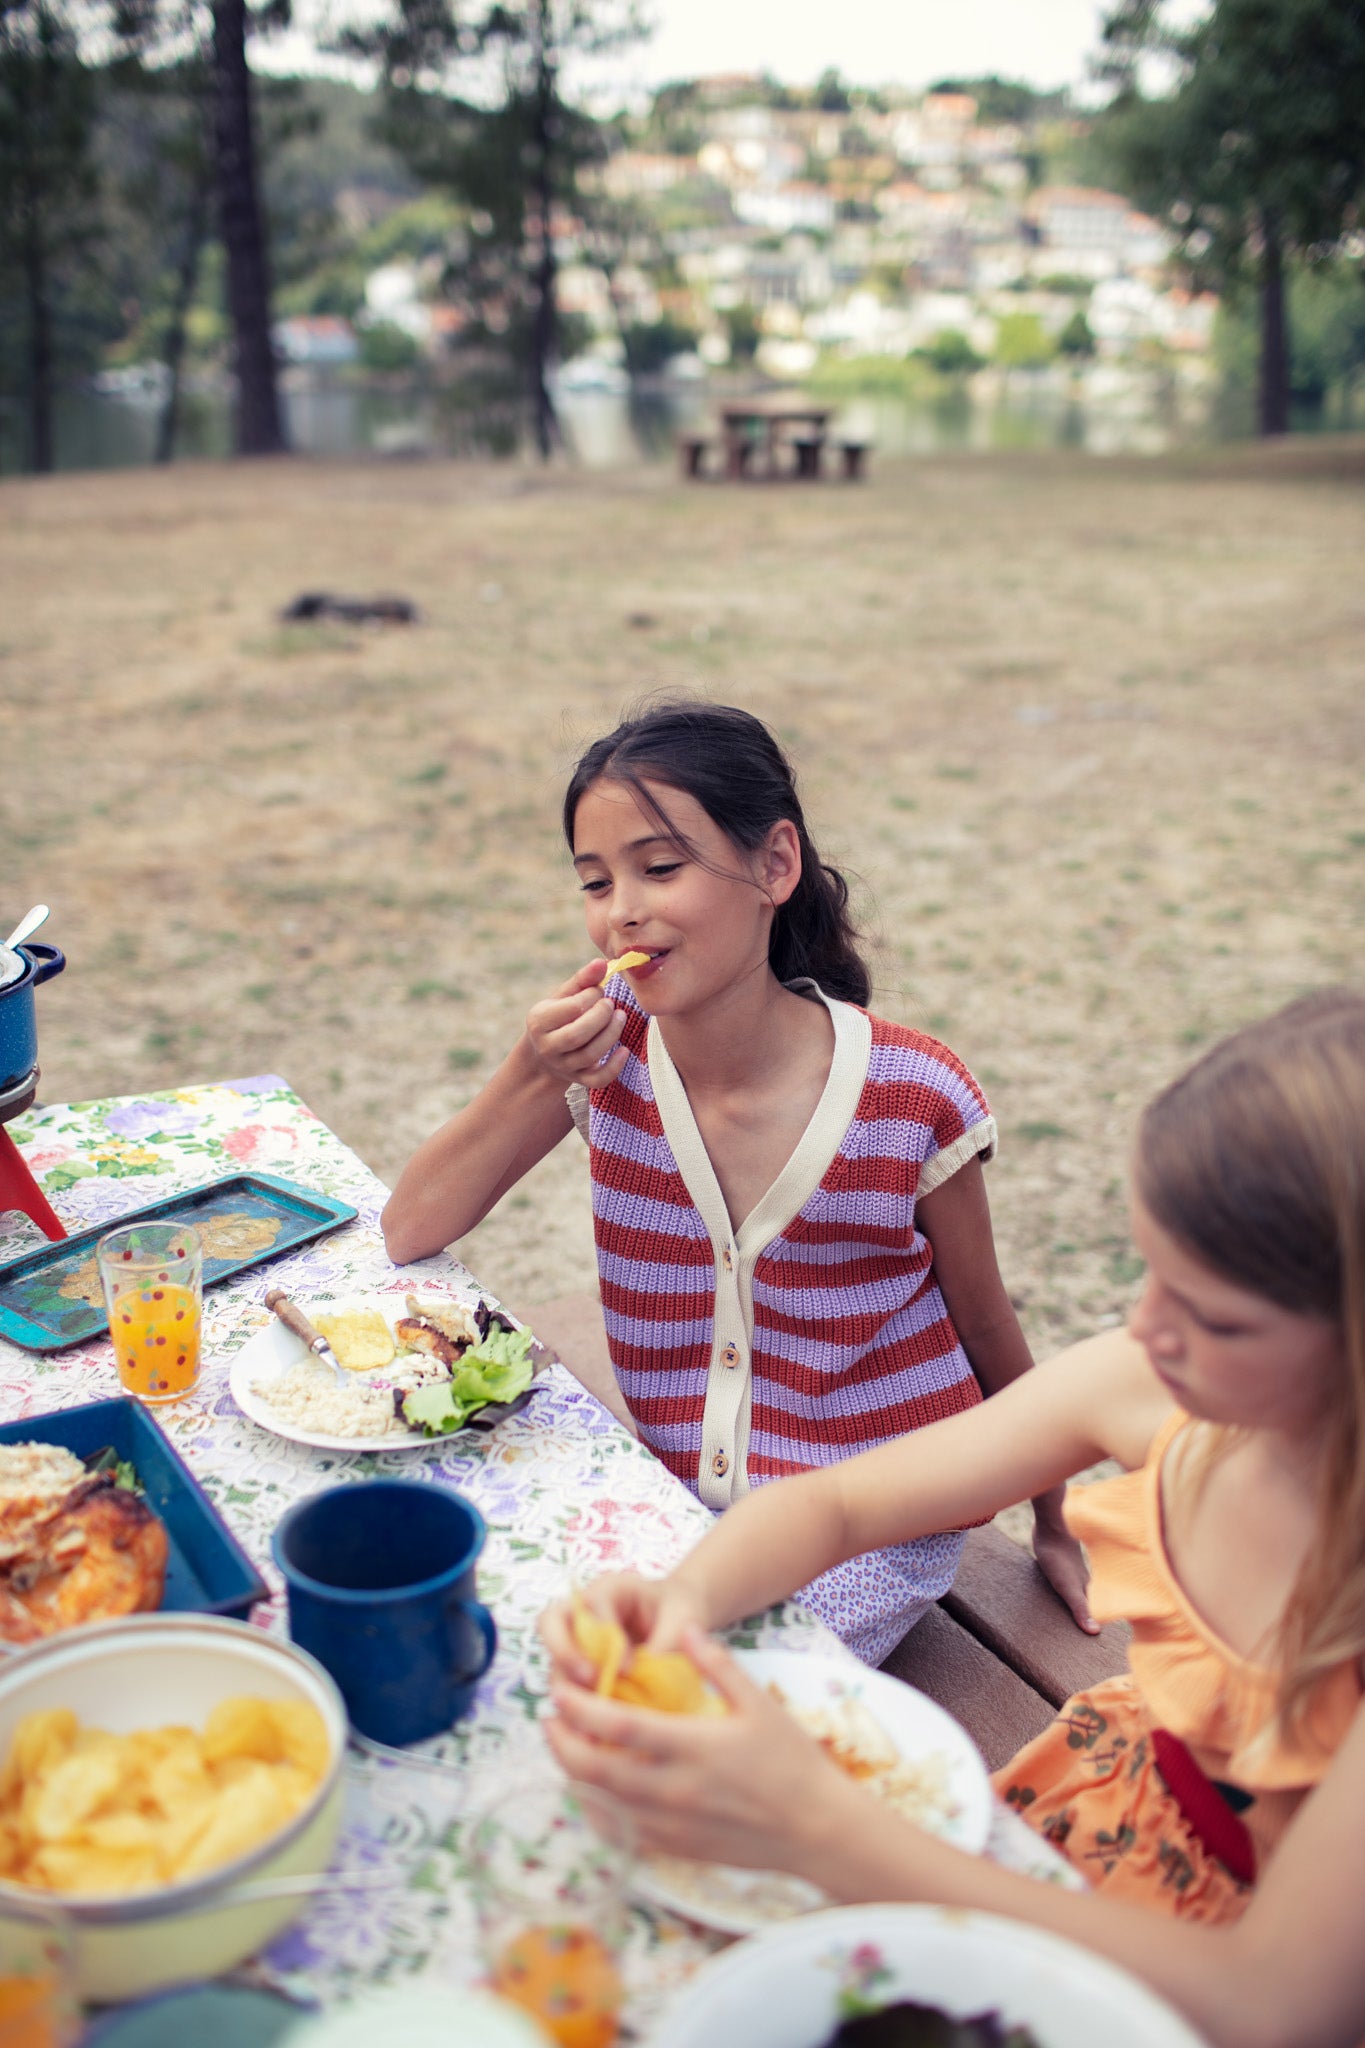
{"left": 719, "top": 400, "right": 833, "bottom": 480}
{"left": 0, "top": 1076, "right": 1077, "bottom": 2033}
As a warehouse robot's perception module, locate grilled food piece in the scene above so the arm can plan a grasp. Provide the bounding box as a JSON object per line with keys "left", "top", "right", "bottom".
{"left": 0, "top": 1473, "right": 168, "bottom": 1643}
{"left": 393, "top": 1295, "right": 481, "bottom": 1368}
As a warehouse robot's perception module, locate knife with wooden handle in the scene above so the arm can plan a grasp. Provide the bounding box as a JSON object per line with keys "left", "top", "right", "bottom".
{"left": 264, "top": 1289, "right": 346, "bottom": 1383}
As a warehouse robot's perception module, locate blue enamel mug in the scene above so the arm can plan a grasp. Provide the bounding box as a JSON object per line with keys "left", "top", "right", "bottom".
{"left": 271, "top": 1480, "right": 497, "bottom": 1746}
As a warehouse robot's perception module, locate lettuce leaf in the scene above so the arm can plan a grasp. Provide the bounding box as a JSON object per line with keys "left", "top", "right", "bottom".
{"left": 402, "top": 1324, "right": 536, "bottom": 1436}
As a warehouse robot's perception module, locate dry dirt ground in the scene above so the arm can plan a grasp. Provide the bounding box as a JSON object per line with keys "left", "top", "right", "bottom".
{"left": 4, "top": 444, "right": 1364, "bottom": 1384}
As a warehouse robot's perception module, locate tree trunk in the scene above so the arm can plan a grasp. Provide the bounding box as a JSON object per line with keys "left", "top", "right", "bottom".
{"left": 155, "top": 166, "right": 212, "bottom": 465}
{"left": 22, "top": 206, "right": 54, "bottom": 474}
{"left": 1258, "top": 206, "right": 1289, "bottom": 438}
{"left": 211, "top": 0, "right": 285, "bottom": 455}
{"left": 527, "top": 0, "right": 558, "bottom": 461}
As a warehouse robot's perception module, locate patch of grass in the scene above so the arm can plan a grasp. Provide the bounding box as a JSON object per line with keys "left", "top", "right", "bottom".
{"left": 1017, "top": 1120, "right": 1070, "bottom": 1143}
{"left": 403, "top": 762, "right": 448, "bottom": 785}
{"left": 935, "top": 765, "right": 978, "bottom": 782}
{"left": 1107, "top": 1248, "right": 1146, "bottom": 1288}
{"left": 408, "top": 980, "right": 467, "bottom": 1002}
{"left": 448, "top": 1046, "right": 482, "bottom": 1071}
{"left": 244, "top": 983, "right": 275, "bottom": 1003}
{"left": 890, "top": 795, "right": 917, "bottom": 811}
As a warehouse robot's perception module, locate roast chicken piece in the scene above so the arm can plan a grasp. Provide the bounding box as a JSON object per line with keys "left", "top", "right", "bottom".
{"left": 0, "top": 1475, "right": 168, "bottom": 1644}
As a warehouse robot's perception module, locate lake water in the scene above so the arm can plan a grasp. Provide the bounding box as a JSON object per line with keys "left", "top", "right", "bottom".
{"left": 1, "top": 359, "right": 1326, "bottom": 477}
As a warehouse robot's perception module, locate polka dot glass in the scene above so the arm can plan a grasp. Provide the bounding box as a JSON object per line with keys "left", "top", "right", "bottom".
{"left": 96, "top": 1221, "right": 203, "bottom": 1404}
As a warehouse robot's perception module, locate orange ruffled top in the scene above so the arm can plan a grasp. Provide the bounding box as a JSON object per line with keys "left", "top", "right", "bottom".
{"left": 1066, "top": 1408, "right": 1362, "bottom": 1863}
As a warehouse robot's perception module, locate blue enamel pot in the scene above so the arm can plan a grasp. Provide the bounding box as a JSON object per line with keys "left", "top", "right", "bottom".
{"left": 0, "top": 943, "right": 65, "bottom": 1093}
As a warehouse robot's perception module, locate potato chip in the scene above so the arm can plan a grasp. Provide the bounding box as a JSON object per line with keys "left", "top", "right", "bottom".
{"left": 267, "top": 1699, "right": 331, "bottom": 1779}
{"left": 0, "top": 1696, "right": 331, "bottom": 1898}
{"left": 313, "top": 1309, "right": 395, "bottom": 1372}
{"left": 202, "top": 1696, "right": 284, "bottom": 1767}
{"left": 28, "top": 1750, "right": 122, "bottom": 1843}
{"left": 1, "top": 1710, "right": 77, "bottom": 1798}
{"left": 571, "top": 1595, "right": 725, "bottom": 1717}
{"left": 169, "top": 1763, "right": 289, "bottom": 1883}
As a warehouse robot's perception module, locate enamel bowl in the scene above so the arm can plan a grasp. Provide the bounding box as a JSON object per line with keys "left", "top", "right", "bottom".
{"left": 0, "top": 1614, "right": 348, "bottom": 2003}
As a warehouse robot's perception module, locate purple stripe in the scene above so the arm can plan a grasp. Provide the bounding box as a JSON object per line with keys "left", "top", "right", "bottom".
{"left": 781, "top": 1188, "right": 917, "bottom": 1232}
{"left": 750, "top": 1272, "right": 937, "bottom": 1324}
{"left": 593, "top": 1186, "right": 709, "bottom": 1237}
{"left": 633, "top": 1419, "right": 704, "bottom": 1456}
{"left": 606, "top": 1311, "right": 715, "bottom": 1350}
{"left": 597, "top": 1252, "right": 716, "bottom": 1296}
{"left": 749, "top": 1351, "right": 975, "bottom": 1423}
{"left": 589, "top": 1102, "right": 683, "bottom": 1176}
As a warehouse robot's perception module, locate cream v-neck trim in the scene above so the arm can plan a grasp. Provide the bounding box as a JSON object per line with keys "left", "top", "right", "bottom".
{"left": 646, "top": 985, "right": 872, "bottom": 1507}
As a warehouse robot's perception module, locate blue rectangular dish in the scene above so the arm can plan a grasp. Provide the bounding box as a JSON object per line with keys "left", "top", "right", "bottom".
{"left": 0, "top": 1398, "right": 267, "bottom": 1624}
{"left": 0, "top": 1172, "right": 357, "bottom": 1353}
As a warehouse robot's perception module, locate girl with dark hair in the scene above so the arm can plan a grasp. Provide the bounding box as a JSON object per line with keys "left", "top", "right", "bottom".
{"left": 384, "top": 701, "right": 1089, "bottom": 1660}
{"left": 542, "top": 990, "right": 1365, "bottom": 2048}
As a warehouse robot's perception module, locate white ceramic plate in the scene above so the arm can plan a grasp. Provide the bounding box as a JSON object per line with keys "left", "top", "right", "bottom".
{"left": 229, "top": 1292, "right": 535, "bottom": 1454}
{"left": 634, "top": 1648, "right": 992, "bottom": 1936}
{"left": 650, "top": 1903, "right": 1210, "bottom": 2048}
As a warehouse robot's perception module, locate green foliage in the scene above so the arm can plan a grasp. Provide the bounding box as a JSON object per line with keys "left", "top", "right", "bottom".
{"left": 721, "top": 300, "right": 760, "bottom": 363}
{"left": 621, "top": 313, "right": 694, "bottom": 375}
{"left": 915, "top": 327, "right": 983, "bottom": 375}
{"left": 808, "top": 351, "right": 939, "bottom": 396}
{"left": 927, "top": 75, "right": 1072, "bottom": 124}
{"left": 1214, "top": 258, "right": 1365, "bottom": 408}
{"left": 1097, "top": 0, "right": 1365, "bottom": 429}
{"left": 993, "top": 310, "right": 1055, "bottom": 368}
{"left": 359, "top": 318, "right": 419, "bottom": 370}
{"left": 1057, "top": 308, "right": 1096, "bottom": 357}
{"left": 0, "top": 0, "right": 110, "bottom": 469}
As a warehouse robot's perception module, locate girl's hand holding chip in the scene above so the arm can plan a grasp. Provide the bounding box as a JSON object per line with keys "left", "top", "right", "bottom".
{"left": 545, "top": 1628, "right": 861, "bottom": 1877}
{"left": 526, "top": 961, "right": 627, "bottom": 1091}
{"left": 539, "top": 1573, "right": 709, "bottom": 1690}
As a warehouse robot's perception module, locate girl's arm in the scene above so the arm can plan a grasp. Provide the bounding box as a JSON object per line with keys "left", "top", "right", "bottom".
{"left": 544, "top": 1330, "right": 1169, "bottom": 1669}
{"left": 381, "top": 960, "right": 628, "bottom": 1265}
{"left": 916, "top": 1159, "right": 1095, "bottom": 1630}
{"left": 548, "top": 1654, "right": 1365, "bottom": 2048}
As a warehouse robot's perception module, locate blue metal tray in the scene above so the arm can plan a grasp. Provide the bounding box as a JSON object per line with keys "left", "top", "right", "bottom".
{"left": 0, "top": 1172, "right": 357, "bottom": 1353}
{"left": 0, "top": 1398, "right": 267, "bottom": 1624}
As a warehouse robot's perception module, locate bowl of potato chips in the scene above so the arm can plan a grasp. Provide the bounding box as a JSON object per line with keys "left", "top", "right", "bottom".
{"left": 0, "top": 1613, "right": 348, "bottom": 2002}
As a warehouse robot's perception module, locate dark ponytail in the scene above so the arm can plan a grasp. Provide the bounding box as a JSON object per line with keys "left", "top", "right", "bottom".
{"left": 563, "top": 700, "right": 871, "bottom": 1006}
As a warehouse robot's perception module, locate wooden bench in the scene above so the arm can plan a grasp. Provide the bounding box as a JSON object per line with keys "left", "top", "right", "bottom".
{"left": 677, "top": 435, "right": 715, "bottom": 480}
{"left": 522, "top": 1292, "right": 1129, "bottom": 1767}
{"left": 789, "top": 433, "right": 827, "bottom": 480}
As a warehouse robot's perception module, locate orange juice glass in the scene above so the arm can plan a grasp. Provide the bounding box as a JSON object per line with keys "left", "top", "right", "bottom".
{"left": 472, "top": 1784, "right": 633, "bottom": 2048}
{"left": 97, "top": 1222, "right": 203, "bottom": 1404}
{"left": 0, "top": 1902, "right": 78, "bottom": 2046}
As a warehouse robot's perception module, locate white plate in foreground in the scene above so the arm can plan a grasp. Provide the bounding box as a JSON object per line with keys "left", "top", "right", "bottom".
{"left": 651, "top": 1903, "right": 1209, "bottom": 2048}
{"left": 634, "top": 1648, "right": 992, "bottom": 1936}
{"left": 229, "top": 1291, "right": 516, "bottom": 1453}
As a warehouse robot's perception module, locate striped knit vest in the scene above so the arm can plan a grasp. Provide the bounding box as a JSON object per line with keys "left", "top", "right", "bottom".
{"left": 587, "top": 988, "right": 993, "bottom": 1506}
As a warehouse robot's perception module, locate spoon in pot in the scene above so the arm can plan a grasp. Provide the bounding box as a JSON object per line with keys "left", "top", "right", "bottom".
{"left": 4, "top": 904, "right": 49, "bottom": 950}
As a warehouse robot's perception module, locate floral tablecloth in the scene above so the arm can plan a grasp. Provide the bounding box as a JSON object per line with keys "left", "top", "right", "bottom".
{"left": 0, "top": 1077, "right": 1078, "bottom": 2034}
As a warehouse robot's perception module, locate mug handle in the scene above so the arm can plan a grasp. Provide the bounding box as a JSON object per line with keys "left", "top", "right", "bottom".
{"left": 451, "top": 1595, "right": 497, "bottom": 1679}
{"left": 24, "top": 944, "right": 65, "bottom": 986}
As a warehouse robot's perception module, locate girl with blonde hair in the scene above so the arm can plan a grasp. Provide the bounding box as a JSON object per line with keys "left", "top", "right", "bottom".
{"left": 544, "top": 989, "right": 1365, "bottom": 2048}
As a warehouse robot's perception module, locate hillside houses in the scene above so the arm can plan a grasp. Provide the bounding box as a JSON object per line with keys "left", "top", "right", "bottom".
{"left": 569, "top": 78, "right": 1196, "bottom": 371}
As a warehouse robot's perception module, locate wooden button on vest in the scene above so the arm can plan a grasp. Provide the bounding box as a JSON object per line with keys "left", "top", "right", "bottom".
{"left": 711, "top": 1450, "right": 729, "bottom": 1477}
{"left": 721, "top": 1342, "right": 739, "bottom": 1368}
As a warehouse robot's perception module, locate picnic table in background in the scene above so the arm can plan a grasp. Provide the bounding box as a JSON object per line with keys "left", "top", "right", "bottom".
{"left": 0, "top": 1079, "right": 1074, "bottom": 2032}
{"left": 677, "top": 396, "right": 870, "bottom": 484}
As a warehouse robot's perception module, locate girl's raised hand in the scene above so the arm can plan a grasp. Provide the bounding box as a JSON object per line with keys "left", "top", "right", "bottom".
{"left": 545, "top": 1629, "right": 861, "bottom": 1876}
{"left": 539, "top": 1573, "right": 709, "bottom": 1689}
{"left": 526, "top": 960, "right": 628, "bottom": 1091}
